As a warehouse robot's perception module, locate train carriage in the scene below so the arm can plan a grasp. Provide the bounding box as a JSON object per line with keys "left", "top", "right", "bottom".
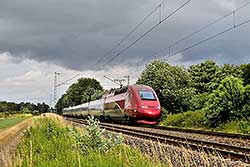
{"left": 63, "top": 84, "right": 161, "bottom": 125}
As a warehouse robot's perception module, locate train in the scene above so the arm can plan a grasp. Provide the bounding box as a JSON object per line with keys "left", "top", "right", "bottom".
{"left": 63, "top": 84, "right": 161, "bottom": 125}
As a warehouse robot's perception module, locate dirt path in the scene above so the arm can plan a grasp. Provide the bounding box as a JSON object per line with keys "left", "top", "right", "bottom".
{"left": 0, "top": 118, "right": 33, "bottom": 167}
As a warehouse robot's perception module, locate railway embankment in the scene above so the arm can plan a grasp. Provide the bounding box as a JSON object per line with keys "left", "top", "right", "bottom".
{"left": 10, "top": 114, "right": 165, "bottom": 167}
{"left": 67, "top": 117, "right": 250, "bottom": 166}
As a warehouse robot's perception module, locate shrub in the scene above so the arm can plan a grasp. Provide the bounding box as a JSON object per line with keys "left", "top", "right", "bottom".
{"left": 215, "top": 119, "right": 250, "bottom": 134}
{"left": 160, "top": 110, "right": 206, "bottom": 129}
{"left": 242, "top": 85, "right": 250, "bottom": 120}
{"left": 205, "top": 76, "right": 245, "bottom": 128}
{"left": 70, "top": 116, "right": 124, "bottom": 154}
{"left": 190, "top": 93, "right": 210, "bottom": 111}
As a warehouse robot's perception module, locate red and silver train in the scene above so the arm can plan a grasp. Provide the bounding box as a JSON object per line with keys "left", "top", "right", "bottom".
{"left": 63, "top": 84, "right": 161, "bottom": 125}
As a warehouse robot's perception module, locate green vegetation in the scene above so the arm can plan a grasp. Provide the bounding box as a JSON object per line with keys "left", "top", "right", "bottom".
{"left": 13, "top": 116, "right": 165, "bottom": 167}
{"left": 0, "top": 117, "right": 29, "bottom": 130}
{"left": 56, "top": 78, "right": 104, "bottom": 114}
{"left": 139, "top": 60, "right": 250, "bottom": 133}
{"left": 160, "top": 112, "right": 250, "bottom": 134}
{"left": 137, "top": 60, "right": 194, "bottom": 114}
{"left": 204, "top": 76, "right": 249, "bottom": 127}
{"left": 0, "top": 101, "right": 49, "bottom": 117}
{"left": 160, "top": 110, "right": 206, "bottom": 129}
{"left": 215, "top": 119, "right": 250, "bottom": 134}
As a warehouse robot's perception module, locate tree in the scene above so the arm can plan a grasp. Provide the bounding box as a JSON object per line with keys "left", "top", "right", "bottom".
{"left": 188, "top": 60, "right": 219, "bottom": 94}
{"left": 137, "top": 60, "right": 194, "bottom": 114}
{"left": 211, "top": 64, "right": 242, "bottom": 90}
{"left": 205, "top": 76, "right": 246, "bottom": 127}
{"left": 37, "top": 103, "right": 50, "bottom": 114}
{"left": 241, "top": 64, "right": 250, "bottom": 86}
{"left": 242, "top": 85, "right": 250, "bottom": 120}
{"left": 56, "top": 78, "right": 104, "bottom": 114}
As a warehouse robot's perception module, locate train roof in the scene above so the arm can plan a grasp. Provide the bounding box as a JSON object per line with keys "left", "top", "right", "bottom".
{"left": 63, "top": 84, "right": 154, "bottom": 111}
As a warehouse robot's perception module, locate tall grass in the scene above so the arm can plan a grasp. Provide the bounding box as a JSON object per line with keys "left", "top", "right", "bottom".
{"left": 12, "top": 116, "right": 165, "bottom": 167}
{"left": 160, "top": 110, "right": 250, "bottom": 134}
{"left": 215, "top": 119, "right": 250, "bottom": 134}
{"left": 160, "top": 110, "right": 207, "bottom": 129}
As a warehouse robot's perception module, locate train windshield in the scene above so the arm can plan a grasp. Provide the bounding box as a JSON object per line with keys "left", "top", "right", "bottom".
{"left": 139, "top": 90, "right": 156, "bottom": 100}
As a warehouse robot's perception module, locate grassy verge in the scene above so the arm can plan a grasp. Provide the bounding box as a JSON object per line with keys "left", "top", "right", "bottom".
{"left": 160, "top": 110, "right": 250, "bottom": 134}
{"left": 12, "top": 115, "right": 165, "bottom": 167}
{"left": 160, "top": 110, "right": 207, "bottom": 129}
{"left": 0, "top": 117, "right": 29, "bottom": 130}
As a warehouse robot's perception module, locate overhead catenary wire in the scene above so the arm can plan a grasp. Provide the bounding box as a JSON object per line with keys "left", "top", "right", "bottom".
{"left": 56, "top": 74, "right": 80, "bottom": 87}
{"left": 153, "top": 1, "right": 250, "bottom": 58}
{"left": 90, "top": 0, "right": 168, "bottom": 70}
{"left": 161, "top": 17, "right": 250, "bottom": 61}
{"left": 130, "top": 1, "right": 250, "bottom": 77}
{"left": 97, "top": 0, "right": 192, "bottom": 71}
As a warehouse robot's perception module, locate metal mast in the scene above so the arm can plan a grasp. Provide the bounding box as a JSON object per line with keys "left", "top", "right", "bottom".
{"left": 53, "top": 72, "right": 60, "bottom": 109}
{"left": 124, "top": 75, "right": 130, "bottom": 86}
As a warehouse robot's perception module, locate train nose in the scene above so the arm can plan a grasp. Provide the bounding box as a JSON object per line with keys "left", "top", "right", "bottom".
{"left": 139, "top": 106, "right": 161, "bottom": 117}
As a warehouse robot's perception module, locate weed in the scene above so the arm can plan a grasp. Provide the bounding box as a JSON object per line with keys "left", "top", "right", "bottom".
{"left": 12, "top": 115, "right": 164, "bottom": 167}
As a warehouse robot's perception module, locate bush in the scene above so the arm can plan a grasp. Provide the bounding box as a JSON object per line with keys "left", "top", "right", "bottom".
{"left": 190, "top": 93, "right": 210, "bottom": 111}
{"left": 70, "top": 116, "right": 123, "bottom": 154}
{"left": 205, "top": 76, "right": 245, "bottom": 128}
{"left": 160, "top": 110, "right": 206, "bottom": 129}
{"left": 242, "top": 85, "right": 250, "bottom": 120}
{"left": 215, "top": 119, "right": 250, "bottom": 134}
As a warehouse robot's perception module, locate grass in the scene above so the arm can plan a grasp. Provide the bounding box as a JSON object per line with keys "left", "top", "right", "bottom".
{"left": 215, "top": 119, "right": 250, "bottom": 134}
{"left": 12, "top": 115, "right": 165, "bottom": 167}
{"left": 160, "top": 110, "right": 250, "bottom": 134}
{"left": 0, "top": 117, "right": 29, "bottom": 130}
{"left": 160, "top": 110, "right": 207, "bottom": 129}
{"left": 9, "top": 114, "right": 246, "bottom": 167}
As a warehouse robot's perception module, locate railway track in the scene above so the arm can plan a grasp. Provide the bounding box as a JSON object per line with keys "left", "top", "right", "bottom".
{"left": 65, "top": 117, "right": 250, "bottom": 163}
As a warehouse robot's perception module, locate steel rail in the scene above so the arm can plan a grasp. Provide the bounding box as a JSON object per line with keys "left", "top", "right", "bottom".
{"left": 65, "top": 117, "right": 250, "bottom": 163}
{"left": 153, "top": 125, "right": 250, "bottom": 140}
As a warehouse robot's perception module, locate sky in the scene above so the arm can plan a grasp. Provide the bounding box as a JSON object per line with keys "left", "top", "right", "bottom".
{"left": 0, "top": 0, "right": 250, "bottom": 105}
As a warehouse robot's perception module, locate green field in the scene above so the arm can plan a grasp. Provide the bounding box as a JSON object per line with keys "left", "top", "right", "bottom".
{"left": 0, "top": 117, "right": 28, "bottom": 130}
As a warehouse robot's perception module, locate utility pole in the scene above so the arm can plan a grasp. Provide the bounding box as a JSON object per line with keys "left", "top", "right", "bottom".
{"left": 114, "top": 79, "right": 125, "bottom": 88}
{"left": 53, "top": 72, "right": 60, "bottom": 110}
{"left": 124, "top": 75, "right": 130, "bottom": 86}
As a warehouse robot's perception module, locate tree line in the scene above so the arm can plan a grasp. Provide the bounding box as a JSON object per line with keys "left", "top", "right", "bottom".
{"left": 137, "top": 60, "right": 250, "bottom": 128}
{"left": 55, "top": 60, "right": 250, "bottom": 129}
{"left": 0, "top": 101, "right": 50, "bottom": 116}
{"left": 56, "top": 78, "right": 104, "bottom": 114}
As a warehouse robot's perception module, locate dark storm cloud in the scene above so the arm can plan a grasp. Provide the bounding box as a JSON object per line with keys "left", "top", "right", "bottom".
{"left": 0, "top": 0, "right": 250, "bottom": 70}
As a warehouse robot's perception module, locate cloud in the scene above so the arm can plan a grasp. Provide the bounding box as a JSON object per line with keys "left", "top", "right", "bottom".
{"left": 0, "top": 0, "right": 250, "bottom": 103}
{"left": 0, "top": 52, "right": 139, "bottom": 104}
{"left": 0, "top": 52, "right": 14, "bottom": 64}
{"left": 0, "top": 0, "right": 249, "bottom": 71}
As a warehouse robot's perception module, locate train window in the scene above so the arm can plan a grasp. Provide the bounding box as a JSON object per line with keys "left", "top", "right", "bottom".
{"left": 139, "top": 90, "right": 156, "bottom": 100}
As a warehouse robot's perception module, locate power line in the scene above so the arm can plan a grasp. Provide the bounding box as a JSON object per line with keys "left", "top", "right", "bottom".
{"left": 56, "top": 74, "right": 80, "bottom": 87}
{"left": 140, "top": 1, "right": 250, "bottom": 63}
{"left": 130, "top": 1, "right": 250, "bottom": 77}
{"left": 90, "top": 0, "right": 168, "bottom": 69}
{"left": 161, "top": 17, "right": 250, "bottom": 60}
{"left": 97, "top": 0, "right": 192, "bottom": 70}
{"left": 133, "top": 17, "right": 250, "bottom": 78}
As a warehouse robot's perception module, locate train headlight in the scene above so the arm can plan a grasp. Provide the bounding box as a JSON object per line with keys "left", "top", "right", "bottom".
{"left": 141, "top": 106, "right": 148, "bottom": 109}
